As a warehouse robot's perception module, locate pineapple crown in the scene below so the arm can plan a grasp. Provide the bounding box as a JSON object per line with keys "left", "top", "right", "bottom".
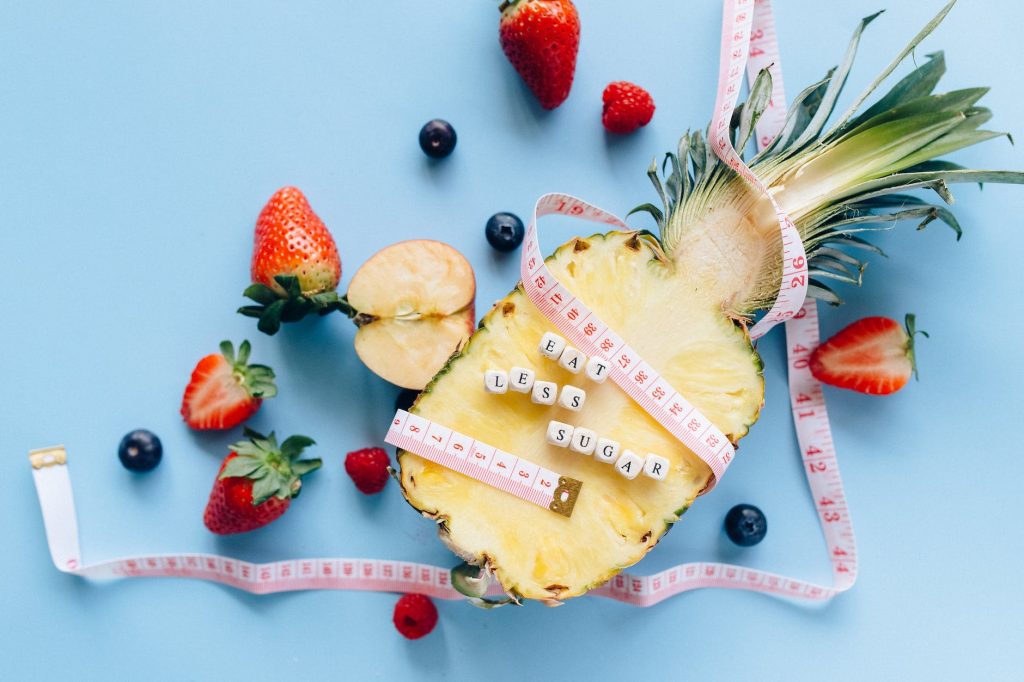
{"left": 635, "top": 0, "right": 1023, "bottom": 310}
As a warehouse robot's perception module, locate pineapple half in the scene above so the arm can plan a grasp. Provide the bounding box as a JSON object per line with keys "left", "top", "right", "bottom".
{"left": 398, "top": 5, "right": 1023, "bottom": 602}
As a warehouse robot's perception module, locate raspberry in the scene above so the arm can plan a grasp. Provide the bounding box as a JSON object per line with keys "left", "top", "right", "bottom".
{"left": 601, "top": 82, "right": 656, "bottom": 135}
{"left": 344, "top": 447, "right": 390, "bottom": 494}
{"left": 392, "top": 593, "right": 438, "bottom": 640}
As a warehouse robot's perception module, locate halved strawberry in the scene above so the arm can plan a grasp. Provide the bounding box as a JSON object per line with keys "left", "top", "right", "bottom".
{"left": 181, "top": 340, "right": 277, "bottom": 430}
{"left": 809, "top": 314, "right": 928, "bottom": 395}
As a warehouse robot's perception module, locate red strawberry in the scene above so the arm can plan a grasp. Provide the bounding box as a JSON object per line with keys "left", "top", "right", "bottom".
{"left": 239, "top": 187, "right": 352, "bottom": 335}
{"left": 181, "top": 340, "right": 276, "bottom": 431}
{"left": 499, "top": 0, "right": 580, "bottom": 110}
{"left": 810, "top": 315, "right": 928, "bottom": 395}
{"left": 392, "top": 593, "right": 438, "bottom": 640}
{"left": 203, "top": 429, "right": 321, "bottom": 535}
{"left": 344, "top": 447, "right": 391, "bottom": 494}
{"left": 602, "top": 82, "right": 655, "bottom": 134}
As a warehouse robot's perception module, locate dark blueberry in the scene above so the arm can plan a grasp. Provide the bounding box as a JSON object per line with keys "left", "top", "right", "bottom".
{"left": 419, "top": 119, "right": 457, "bottom": 159}
{"left": 724, "top": 503, "right": 767, "bottom": 546}
{"left": 118, "top": 429, "right": 163, "bottom": 472}
{"left": 395, "top": 388, "right": 419, "bottom": 413}
{"left": 485, "top": 212, "right": 525, "bottom": 253}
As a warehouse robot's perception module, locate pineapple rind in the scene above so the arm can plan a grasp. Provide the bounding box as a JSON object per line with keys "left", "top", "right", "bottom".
{"left": 398, "top": 231, "right": 764, "bottom": 601}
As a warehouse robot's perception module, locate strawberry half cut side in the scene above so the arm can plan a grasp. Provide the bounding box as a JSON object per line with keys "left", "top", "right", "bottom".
{"left": 181, "top": 340, "right": 277, "bottom": 430}
{"left": 809, "top": 314, "right": 929, "bottom": 395}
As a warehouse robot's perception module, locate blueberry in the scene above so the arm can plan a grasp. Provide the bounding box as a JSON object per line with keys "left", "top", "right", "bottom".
{"left": 724, "top": 503, "right": 767, "bottom": 546}
{"left": 395, "top": 388, "right": 419, "bottom": 413}
{"left": 419, "top": 119, "right": 457, "bottom": 159}
{"left": 485, "top": 212, "right": 525, "bottom": 252}
{"left": 118, "top": 429, "right": 163, "bottom": 472}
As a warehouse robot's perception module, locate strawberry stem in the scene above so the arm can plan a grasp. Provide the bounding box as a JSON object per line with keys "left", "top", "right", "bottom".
{"left": 904, "top": 313, "right": 930, "bottom": 380}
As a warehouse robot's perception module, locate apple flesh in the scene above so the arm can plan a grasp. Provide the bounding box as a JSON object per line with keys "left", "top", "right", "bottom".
{"left": 347, "top": 240, "right": 475, "bottom": 390}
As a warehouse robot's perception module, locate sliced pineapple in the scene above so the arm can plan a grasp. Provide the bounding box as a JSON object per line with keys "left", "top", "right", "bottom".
{"left": 399, "top": 232, "right": 763, "bottom": 601}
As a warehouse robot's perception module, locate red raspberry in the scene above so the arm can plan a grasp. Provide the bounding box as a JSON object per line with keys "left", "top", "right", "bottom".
{"left": 392, "top": 593, "right": 438, "bottom": 640}
{"left": 602, "top": 82, "right": 656, "bottom": 134}
{"left": 344, "top": 447, "right": 390, "bottom": 494}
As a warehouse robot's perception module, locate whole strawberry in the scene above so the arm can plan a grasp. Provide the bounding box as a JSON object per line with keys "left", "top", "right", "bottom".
{"left": 204, "top": 429, "right": 322, "bottom": 535}
{"left": 393, "top": 593, "right": 438, "bottom": 640}
{"left": 602, "top": 82, "right": 655, "bottom": 134}
{"left": 499, "top": 0, "right": 580, "bottom": 110}
{"left": 239, "top": 187, "right": 353, "bottom": 335}
{"left": 810, "top": 314, "right": 928, "bottom": 395}
{"left": 181, "top": 340, "right": 276, "bottom": 431}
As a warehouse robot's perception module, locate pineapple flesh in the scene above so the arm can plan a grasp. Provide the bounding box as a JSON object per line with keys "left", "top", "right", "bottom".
{"left": 401, "top": 233, "right": 763, "bottom": 601}
{"left": 398, "top": 5, "right": 1024, "bottom": 603}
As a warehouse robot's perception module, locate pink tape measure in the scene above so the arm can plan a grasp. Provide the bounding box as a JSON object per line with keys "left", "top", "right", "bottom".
{"left": 28, "top": 0, "right": 856, "bottom": 604}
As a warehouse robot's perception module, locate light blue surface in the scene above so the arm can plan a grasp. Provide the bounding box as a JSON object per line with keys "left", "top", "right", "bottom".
{"left": 2, "top": 1, "right": 1022, "bottom": 679}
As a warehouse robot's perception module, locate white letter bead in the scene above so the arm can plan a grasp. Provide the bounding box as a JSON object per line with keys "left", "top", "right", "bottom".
{"left": 538, "top": 332, "right": 567, "bottom": 360}
{"left": 585, "top": 356, "right": 611, "bottom": 383}
{"left": 558, "top": 385, "right": 586, "bottom": 411}
{"left": 594, "top": 438, "right": 620, "bottom": 463}
{"left": 484, "top": 370, "right": 508, "bottom": 394}
{"left": 558, "top": 346, "right": 586, "bottom": 374}
{"left": 615, "top": 450, "right": 644, "bottom": 480}
{"left": 546, "top": 420, "right": 574, "bottom": 448}
{"left": 643, "top": 454, "right": 670, "bottom": 481}
{"left": 569, "top": 428, "right": 597, "bottom": 455}
{"left": 531, "top": 380, "right": 557, "bottom": 405}
{"left": 508, "top": 366, "right": 535, "bottom": 393}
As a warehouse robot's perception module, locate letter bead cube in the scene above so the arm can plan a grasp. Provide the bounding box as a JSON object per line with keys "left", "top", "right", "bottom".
{"left": 538, "top": 332, "right": 567, "bottom": 360}
{"left": 531, "top": 380, "right": 557, "bottom": 405}
{"left": 569, "top": 428, "right": 597, "bottom": 455}
{"left": 558, "top": 346, "right": 586, "bottom": 374}
{"left": 509, "top": 367, "right": 535, "bottom": 393}
{"left": 484, "top": 370, "right": 508, "bottom": 394}
{"left": 615, "top": 450, "right": 644, "bottom": 480}
{"left": 585, "top": 356, "right": 611, "bottom": 383}
{"left": 558, "top": 385, "right": 586, "bottom": 411}
{"left": 594, "top": 438, "right": 620, "bottom": 463}
{"left": 643, "top": 454, "right": 670, "bottom": 481}
{"left": 546, "top": 420, "right": 574, "bottom": 448}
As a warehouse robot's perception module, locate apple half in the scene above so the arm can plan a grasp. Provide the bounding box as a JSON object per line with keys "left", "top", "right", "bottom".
{"left": 347, "top": 240, "right": 476, "bottom": 390}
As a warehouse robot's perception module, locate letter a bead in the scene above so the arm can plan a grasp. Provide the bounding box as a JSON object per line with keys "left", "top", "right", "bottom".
{"left": 538, "top": 332, "right": 567, "bottom": 360}
{"left": 558, "top": 347, "right": 586, "bottom": 374}
{"left": 484, "top": 370, "right": 508, "bottom": 394}
{"left": 615, "top": 450, "right": 643, "bottom": 480}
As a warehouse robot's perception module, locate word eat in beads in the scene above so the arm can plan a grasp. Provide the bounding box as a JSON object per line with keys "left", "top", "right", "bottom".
{"left": 539, "top": 332, "right": 610, "bottom": 383}
{"left": 545, "top": 420, "right": 669, "bottom": 482}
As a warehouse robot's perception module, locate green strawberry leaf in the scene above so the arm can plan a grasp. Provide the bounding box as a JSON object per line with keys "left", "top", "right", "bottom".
{"left": 243, "top": 283, "right": 281, "bottom": 305}
{"left": 258, "top": 300, "right": 285, "bottom": 335}
{"left": 219, "top": 456, "right": 264, "bottom": 480}
{"left": 237, "top": 305, "right": 265, "bottom": 319}
{"left": 291, "top": 458, "right": 323, "bottom": 477}
{"left": 274, "top": 274, "right": 302, "bottom": 299}
{"left": 280, "top": 435, "right": 315, "bottom": 461}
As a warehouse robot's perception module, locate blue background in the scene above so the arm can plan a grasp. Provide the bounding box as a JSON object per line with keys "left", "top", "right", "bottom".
{"left": 2, "top": 1, "right": 1022, "bottom": 679}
